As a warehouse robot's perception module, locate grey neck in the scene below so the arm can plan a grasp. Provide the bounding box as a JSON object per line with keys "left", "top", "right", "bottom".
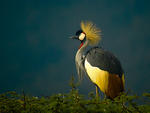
{"left": 77, "top": 40, "right": 89, "bottom": 55}
{"left": 75, "top": 40, "right": 89, "bottom": 80}
{"left": 75, "top": 40, "right": 89, "bottom": 67}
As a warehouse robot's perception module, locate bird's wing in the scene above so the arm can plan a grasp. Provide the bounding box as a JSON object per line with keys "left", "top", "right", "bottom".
{"left": 85, "top": 47, "right": 123, "bottom": 77}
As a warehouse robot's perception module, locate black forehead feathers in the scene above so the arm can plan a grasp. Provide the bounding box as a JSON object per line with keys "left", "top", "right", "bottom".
{"left": 75, "top": 29, "right": 83, "bottom": 36}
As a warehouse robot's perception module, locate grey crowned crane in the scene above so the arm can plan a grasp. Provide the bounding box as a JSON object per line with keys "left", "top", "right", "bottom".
{"left": 71, "top": 21, "right": 125, "bottom": 99}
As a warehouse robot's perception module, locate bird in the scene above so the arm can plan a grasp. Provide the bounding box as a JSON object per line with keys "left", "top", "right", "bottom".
{"left": 71, "top": 21, "right": 125, "bottom": 99}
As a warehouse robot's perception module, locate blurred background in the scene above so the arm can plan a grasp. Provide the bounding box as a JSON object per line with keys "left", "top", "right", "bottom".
{"left": 0, "top": 0, "right": 150, "bottom": 96}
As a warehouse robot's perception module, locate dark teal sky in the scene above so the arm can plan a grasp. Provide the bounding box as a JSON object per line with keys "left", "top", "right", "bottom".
{"left": 0, "top": 0, "right": 150, "bottom": 96}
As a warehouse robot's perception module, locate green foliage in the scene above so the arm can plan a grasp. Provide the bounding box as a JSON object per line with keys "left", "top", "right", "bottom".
{"left": 0, "top": 78, "right": 149, "bottom": 113}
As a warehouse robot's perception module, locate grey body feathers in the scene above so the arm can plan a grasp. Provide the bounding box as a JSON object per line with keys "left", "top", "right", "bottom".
{"left": 75, "top": 46, "right": 123, "bottom": 80}
{"left": 85, "top": 47, "right": 123, "bottom": 77}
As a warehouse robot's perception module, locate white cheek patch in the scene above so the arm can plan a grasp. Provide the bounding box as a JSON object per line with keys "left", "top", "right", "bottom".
{"left": 79, "top": 33, "right": 85, "bottom": 41}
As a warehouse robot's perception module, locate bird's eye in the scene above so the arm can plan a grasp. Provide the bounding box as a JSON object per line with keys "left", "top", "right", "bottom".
{"left": 79, "top": 33, "right": 86, "bottom": 41}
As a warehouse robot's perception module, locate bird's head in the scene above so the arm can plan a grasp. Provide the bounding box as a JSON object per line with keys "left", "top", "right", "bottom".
{"left": 71, "top": 21, "right": 101, "bottom": 49}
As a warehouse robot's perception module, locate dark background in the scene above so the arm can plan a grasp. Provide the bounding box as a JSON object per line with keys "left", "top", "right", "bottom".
{"left": 0, "top": 0, "right": 150, "bottom": 96}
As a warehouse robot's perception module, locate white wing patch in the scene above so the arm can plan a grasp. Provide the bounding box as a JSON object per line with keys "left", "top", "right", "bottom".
{"left": 84, "top": 58, "right": 110, "bottom": 93}
{"left": 84, "top": 59, "right": 101, "bottom": 83}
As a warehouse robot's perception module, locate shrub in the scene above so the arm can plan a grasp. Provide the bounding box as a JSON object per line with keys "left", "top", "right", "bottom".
{"left": 0, "top": 78, "right": 149, "bottom": 113}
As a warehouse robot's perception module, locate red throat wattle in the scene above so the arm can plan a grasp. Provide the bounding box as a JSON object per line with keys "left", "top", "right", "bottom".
{"left": 79, "top": 42, "right": 83, "bottom": 49}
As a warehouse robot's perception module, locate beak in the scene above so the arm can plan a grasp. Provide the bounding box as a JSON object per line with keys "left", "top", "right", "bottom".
{"left": 69, "top": 36, "right": 78, "bottom": 39}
